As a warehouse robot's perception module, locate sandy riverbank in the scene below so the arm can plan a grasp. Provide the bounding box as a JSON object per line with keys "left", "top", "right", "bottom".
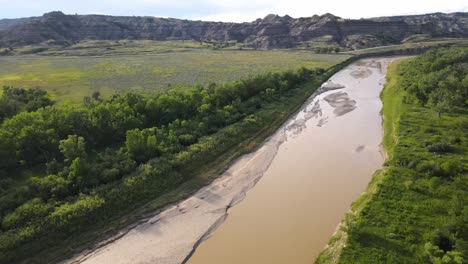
{"left": 63, "top": 70, "right": 346, "bottom": 264}
{"left": 186, "top": 58, "right": 393, "bottom": 264}
{"left": 65, "top": 57, "right": 402, "bottom": 264}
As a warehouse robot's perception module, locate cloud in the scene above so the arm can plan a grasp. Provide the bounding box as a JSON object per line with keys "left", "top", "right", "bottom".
{"left": 0, "top": 0, "right": 467, "bottom": 21}
{"left": 200, "top": 10, "right": 271, "bottom": 23}
{"left": 196, "top": 0, "right": 275, "bottom": 22}
{"left": 196, "top": 0, "right": 468, "bottom": 22}
{"left": 141, "top": 0, "right": 187, "bottom": 8}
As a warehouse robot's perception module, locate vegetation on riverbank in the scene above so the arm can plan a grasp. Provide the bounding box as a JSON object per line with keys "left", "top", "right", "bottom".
{"left": 0, "top": 61, "right": 343, "bottom": 263}
{"left": 2, "top": 38, "right": 465, "bottom": 263}
{"left": 345, "top": 38, "right": 468, "bottom": 56}
{"left": 316, "top": 48, "right": 468, "bottom": 263}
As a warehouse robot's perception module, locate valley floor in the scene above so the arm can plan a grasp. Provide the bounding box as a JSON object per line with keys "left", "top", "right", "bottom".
{"left": 0, "top": 42, "right": 349, "bottom": 103}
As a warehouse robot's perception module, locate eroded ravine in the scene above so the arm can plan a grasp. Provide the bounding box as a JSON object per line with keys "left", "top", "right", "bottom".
{"left": 65, "top": 58, "right": 397, "bottom": 264}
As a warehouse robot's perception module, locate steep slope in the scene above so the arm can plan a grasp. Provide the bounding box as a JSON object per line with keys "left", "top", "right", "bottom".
{"left": 0, "top": 11, "right": 468, "bottom": 49}
{"left": 0, "top": 17, "right": 34, "bottom": 31}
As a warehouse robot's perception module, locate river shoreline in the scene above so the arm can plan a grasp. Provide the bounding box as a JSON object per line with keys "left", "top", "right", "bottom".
{"left": 187, "top": 58, "right": 399, "bottom": 264}
{"left": 62, "top": 73, "right": 348, "bottom": 264}
{"left": 63, "top": 57, "right": 398, "bottom": 264}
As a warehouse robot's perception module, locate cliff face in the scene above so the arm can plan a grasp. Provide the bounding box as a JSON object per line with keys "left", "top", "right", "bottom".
{"left": 0, "top": 11, "right": 467, "bottom": 49}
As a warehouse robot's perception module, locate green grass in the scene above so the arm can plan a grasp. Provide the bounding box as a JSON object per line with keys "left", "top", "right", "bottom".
{"left": 9, "top": 40, "right": 208, "bottom": 56}
{"left": 0, "top": 47, "right": 349, "bottom": 103}
{"left": 344, "top": 38, "right": 468, "bottom": 56}
{"left": 380, "top": 61, "right": 408, "bottom": 159}
{"left": 297, "top": 35, "right": 340, "bottom": 49}
{"left": 2, "top": 38, "right": 465, "bottom": 104}
{"left": 402, "top": 34, "right": 433, "bottom": 43}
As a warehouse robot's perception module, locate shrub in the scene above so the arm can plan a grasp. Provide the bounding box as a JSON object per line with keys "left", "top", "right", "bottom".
{"left": 47, "top": 194, "right": 105, "bottom": 229}
{"left": 428, "top": 143, "right": 453, "bottom": 153}
{"left": 2, "top": 198, "right": 53, "bottom": 230}
{"left": 178, "top": 134, "right": 197, "bottom": 146}
{"left": 30, "top": 175, "right": 70, "bottom": 199}
{"left": 440, "top": 161, "right": 463, "bottom": 178}
{"left": 416, "top": 160, "right": 441, "bottom": 176}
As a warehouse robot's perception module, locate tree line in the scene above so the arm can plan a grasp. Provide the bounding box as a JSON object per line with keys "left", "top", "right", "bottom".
{"left": 0, "top": 86, "right": 53, "bottom": 123}
{"left": 398, "top": 48, "right": 468, "bottom": 117}
{"left": 0, "top": 67, "right": 328, "bottom": 262}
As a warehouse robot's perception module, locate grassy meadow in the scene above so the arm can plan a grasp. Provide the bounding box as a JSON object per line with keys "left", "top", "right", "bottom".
{"left": 2, "top": 38, "right": 466, "bottom": 104}
{"left": 345, "top": 38, "right": 468, "bottom": 56}
{"left": 0, "top": 41, "right": 350, "bottom": 103}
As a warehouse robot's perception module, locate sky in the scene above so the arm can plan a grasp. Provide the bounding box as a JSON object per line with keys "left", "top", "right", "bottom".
{"left": 1, "top": 0, "right": 467, "bottom": 22}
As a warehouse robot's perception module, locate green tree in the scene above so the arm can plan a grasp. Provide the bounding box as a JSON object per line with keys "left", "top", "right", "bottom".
{"left": 67, "top": 157, "right": 90, "bottom": 189}
{"left": 59, "top": 135, "right": 87, "bottom": 163}
{"left": 125, "top": 129, "right": 146, "bottom": 160}
{"left": 0, "top": 86, "right": 53, "bottom": 122}
{"left": 31, "top": 175, "right": 70, "bottom": 199}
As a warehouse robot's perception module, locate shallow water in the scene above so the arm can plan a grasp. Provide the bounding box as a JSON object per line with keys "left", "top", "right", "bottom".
{"left": 66, "top": 58, "right": 397, "bottom": 264}
{"left": 186, "top": 58, "right": 396, "bottom": 264}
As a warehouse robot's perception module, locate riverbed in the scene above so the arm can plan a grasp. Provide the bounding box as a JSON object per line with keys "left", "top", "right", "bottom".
{"left": 65, "top": 58, "right": 397, "bottom": 264}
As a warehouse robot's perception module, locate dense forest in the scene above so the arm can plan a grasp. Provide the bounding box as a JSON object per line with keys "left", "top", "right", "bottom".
{"left": 317, "top": 48, "right": 468, "bottom": 263}
{"left": 0, "top": 86, "right": 53, "bottom": 123}
{"left": 0, "top": 65, "right": 335, "bottom": 262}
{"left": 399, "top": 49, "right": 468, "bottom": 116}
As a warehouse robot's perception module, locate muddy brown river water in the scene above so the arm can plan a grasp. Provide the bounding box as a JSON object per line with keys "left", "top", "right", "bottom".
{"left": 187, "top": 58, "right": 395, "bottom": 264}
{"left": 66, "top": 58, "right": 398, "bottom": 264}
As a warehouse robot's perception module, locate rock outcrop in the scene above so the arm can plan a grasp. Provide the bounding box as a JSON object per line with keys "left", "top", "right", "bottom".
{"left": 0, "top": 11, "right": 467, "bottom": 49}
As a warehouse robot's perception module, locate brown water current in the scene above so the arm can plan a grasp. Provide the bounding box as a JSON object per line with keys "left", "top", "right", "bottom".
{"left": 186, "top": 58, "right": 396, "bottom": 264}
{"left": 64, "top": 58, "right": 397, "bottom": 264}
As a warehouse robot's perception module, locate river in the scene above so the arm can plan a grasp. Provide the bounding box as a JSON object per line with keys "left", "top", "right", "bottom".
{"left": 66, "top": 57, "right": 397, "bottom": 264}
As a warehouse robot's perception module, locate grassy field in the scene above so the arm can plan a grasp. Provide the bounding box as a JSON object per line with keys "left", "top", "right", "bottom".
{"left": 0, "top": 45, "right": 349, "bottom": 103}
{"left": 2, "top": 38, "right": 466, "bottom": 104}
{"left": 2, "top": 40, "right": 222, "bottom": 56}
{"left": 344, "top": 38, "right": 468, "bottom": 55}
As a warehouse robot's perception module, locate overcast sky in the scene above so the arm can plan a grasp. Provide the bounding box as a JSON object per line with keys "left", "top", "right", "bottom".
{"left": 1, "top": 0, "right": 467, "bottom": 22}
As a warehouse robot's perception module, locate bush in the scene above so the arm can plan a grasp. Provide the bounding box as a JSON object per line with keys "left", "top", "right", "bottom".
{"left": 1, "top": 198, "right": 53, "bottom": 230}
{"left": 47, "top": 194, "right": 105, "bottom": 229}
{"left": 416, "top": 160, "right": 442, "bottom": 175}
{"left": 428, "top": 143, "right": 453, "bottom": 153}
{"left": 440, "top": 161, "right": 463, "bottom": 178}
{"left": 0, "top": 177, "right": 12, "bottom": 191}
{"left": 30, "top": 175, "right": 70, "bottom": 199}
{"left": 178, "top": 134, "right": 197, "bottom": 146}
